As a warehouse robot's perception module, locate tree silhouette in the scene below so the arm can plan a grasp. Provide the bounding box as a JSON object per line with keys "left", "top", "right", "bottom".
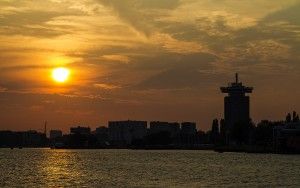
{"left": 286, "top": 113, "right": 292, "bottom": 123}
{"left": 211, "top": 119, "right": 219, "bottom": 144}
{"left": 292, "top": 111, "right": 299, "bottom": 122}
{"left": 219, "top": 119, "right": 226, "bottom": 145}
{"left": 230, "top": 120, "right": 254, "bottom": 145}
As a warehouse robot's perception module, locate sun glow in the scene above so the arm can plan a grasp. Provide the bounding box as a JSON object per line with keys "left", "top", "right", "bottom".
{"left": 52, "top": 67, "right": 70, "bottom": 83}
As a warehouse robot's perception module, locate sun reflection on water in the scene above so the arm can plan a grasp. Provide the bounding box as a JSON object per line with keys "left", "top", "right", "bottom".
{"left": 40, "top": 149, "right": 84, "bottom": 187}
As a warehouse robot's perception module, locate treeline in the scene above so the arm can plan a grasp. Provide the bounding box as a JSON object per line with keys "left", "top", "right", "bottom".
{"left": 209, "top": 111, "right": 300, "bottom": 153}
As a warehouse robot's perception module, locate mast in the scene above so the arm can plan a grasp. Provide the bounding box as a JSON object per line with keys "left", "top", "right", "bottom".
{"left": 44, "top": 121, "right": 47, "bottom": 136}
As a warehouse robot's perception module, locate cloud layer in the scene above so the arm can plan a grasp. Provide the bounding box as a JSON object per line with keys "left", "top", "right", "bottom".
{"left": 0, "top": 0, "right": 299, "bottom": 131}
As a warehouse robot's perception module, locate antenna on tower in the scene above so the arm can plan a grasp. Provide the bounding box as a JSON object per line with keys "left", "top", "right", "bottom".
{"left": 44, "top": 121, "right": 47, "bottom": 136}
{"left": 235, "top": 73, "right": 239, "bottom": 83}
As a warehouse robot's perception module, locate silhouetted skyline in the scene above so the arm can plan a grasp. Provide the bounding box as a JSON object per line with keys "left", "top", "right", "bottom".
{"left": 1, "top": 74, "right": 299, "bottom": 154}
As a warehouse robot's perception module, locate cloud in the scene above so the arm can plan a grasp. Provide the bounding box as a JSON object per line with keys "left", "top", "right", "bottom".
{"left": 135, "top": 69, "right": 223, "bottom": 90}
{"left": 151, "top": 33, "right": 206, "bottom": 54}
{"left": 96, "top": 0, "right": 181, "bottom": 36}
{"left": 0, "top": 65, "right": 51, "bottom": 72}
{"left": 101, "top": 55, "right": 130, "bottom": 64}
{"left": 263, "top": 2, "right": 300, "bottom": 25}
{"left": 0, "top": 0, "right": 300, "bottom": 130}
{"left": 94, "top": 83, "right": 121, "bottom": 90}
{"left": 96, "top": 0, "right": 153, "bottom": 36}
{"left": 0, "top": 86, "right": 7, "bottom": 92}
{"left": 0, "top": 1, "right": 87, "bottom": 38}
{"left": 135, "top": 0, "right": 181, "bottom": 10}
{"left": 132, "top": 52, "right": 219, "bottom": 90}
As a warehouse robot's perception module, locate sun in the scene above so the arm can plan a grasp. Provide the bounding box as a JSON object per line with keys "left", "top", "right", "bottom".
{"left": 52, "top": 67, "right": 70, "bottom": 83}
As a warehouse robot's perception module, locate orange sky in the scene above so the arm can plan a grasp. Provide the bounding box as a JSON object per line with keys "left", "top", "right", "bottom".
{"left": 0, "top": 0, "right": 299, "bottom": 132}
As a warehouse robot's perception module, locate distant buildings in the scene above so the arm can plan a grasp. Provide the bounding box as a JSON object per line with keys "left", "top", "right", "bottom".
{"left": 42, "top": 110, "right": 299, "bottom": 153}
{"left": 1, "top": 73, "right": 299, "bottom": 153}
{"left": 0, "top": 130, "right": 47, "bottom": 148}
{"left": 181, "top": 122, "right": 197, "bottom": 135}
{"left": 21, "top": 130, "right": 45, "bottom": 147}
{"left": 49, "top": 130, "right": 64, "bottom": 148}
{"left": 0, "top": 120, "right": 213, "bottom": 149}
{"left": 70, "top": 126, "right": 91, "bottom": 135}
{"left": 51, "top": 120, "right": 200, "bottom": 148}
{"left": 149, "top": 121, "right": 180, "bottom": 138}
{"left": 95, "top": 126, "right": 109, "bottom": 146}
{"left": 108, "top": 120, "right": 147, "bottom": 146}
{"left": 50, "top": 130, "right": 63, "bottom": 140}
{"left": 273, "top": 122, "right": 300, "bottom": 153}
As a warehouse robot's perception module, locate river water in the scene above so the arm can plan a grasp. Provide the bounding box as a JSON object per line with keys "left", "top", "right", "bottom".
{"left": 0, "top": 149, "right": 299, "bottom": 187}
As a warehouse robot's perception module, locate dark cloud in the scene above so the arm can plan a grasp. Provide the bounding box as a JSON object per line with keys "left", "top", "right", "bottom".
{"left": 97, "top": 0, "right": 181, "bottom": 36}
{"left": 0, "top": 65, "right": 51, "bottom": 72}
{"left": 0, "top": 8, "right": 85, "bottom": 38}
{"left": 263, "top": 3, "right": 300, "bottom": 25}
{"left": 131, "top": 52, "right": 219, "bottom": 90}
{"left": 135, "top": 0, "right": 180, "bottom": 9}
{"left": 157, "top": 17, "right": 233, "bottom": 52}
{"left": 151, "top": 2, "right": 300, "bottom": 67}
{"left": 131, "top": 52, "right": 217, "bottom": 71}
{"left": 135, "top": 69, "right": 228, "bottom": 90}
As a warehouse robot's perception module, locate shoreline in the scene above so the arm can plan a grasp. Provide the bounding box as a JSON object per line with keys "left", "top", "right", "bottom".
{"left": 2, "top": 146, "right": 299, "bottom": 154}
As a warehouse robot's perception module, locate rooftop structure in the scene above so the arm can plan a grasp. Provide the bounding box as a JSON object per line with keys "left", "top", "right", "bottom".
{"left": 220, "top": 73, "right": 253, "bottom": 96}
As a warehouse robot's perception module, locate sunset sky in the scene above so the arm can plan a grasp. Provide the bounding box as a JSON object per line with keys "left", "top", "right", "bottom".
{"left": 0, "top": 0, "right": 299, "bottom": 132}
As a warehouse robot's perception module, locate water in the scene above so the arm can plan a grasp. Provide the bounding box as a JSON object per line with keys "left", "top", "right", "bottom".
{"left": 0, "top": 149, "right": 299, "bottom": 187}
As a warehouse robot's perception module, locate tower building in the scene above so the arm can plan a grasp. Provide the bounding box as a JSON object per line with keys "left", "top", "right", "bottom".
{"left": 220, "top": 73, "right": 253, "bottom": 130}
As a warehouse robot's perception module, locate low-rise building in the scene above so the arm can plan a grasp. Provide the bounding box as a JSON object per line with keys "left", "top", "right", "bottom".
{"left": 95, "top": 126, "right": 109, "bottom": 145}
{"left": 108, "top": 120, "right": 147, "bottom": 146}
{"left": 70, "top": 126, "right": 91, "bottom": 135}
{"left": 273, "top": 122, "right": 300, "bottom": 153}
{"left": 50, "top": 130, "right": 63, "bottom": 140}
{"left": 181, "top": 122, "right": 197, "bottom": 135}
{"left": 150, "top": 121, "right": 180, "bottom": 138}
{"left": 0, "top": 130, "right": 47, "bottom": 147}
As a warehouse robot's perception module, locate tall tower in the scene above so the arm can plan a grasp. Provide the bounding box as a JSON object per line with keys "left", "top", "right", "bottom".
{"left": 220, "top": 73, "right": 253, "bottom": 130}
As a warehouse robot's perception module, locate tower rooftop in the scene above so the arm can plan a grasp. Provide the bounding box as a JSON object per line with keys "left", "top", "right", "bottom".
{"left": 220, "top": 73, "right": 253, "bottom": 95}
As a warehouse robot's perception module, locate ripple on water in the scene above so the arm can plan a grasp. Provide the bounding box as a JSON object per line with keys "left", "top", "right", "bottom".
{"left": 0, "top": 149, "right": 299, "bottom": 187}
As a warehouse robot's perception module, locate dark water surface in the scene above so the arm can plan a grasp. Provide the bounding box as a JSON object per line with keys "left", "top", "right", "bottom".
{"left": 0, "top": 149, "right": 299, "bottom": 187}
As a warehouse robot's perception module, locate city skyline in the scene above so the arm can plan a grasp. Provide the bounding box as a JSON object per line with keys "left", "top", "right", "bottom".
{"left": 0, "top": 1, "right": 300, "bottom": 132}
{"left": 0, "top": 73, "right": 298, "bottom": 136}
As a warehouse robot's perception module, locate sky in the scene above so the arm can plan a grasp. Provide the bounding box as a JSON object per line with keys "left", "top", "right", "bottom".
{"left": 0, "top": 0, "right": 299, "bottom": 132}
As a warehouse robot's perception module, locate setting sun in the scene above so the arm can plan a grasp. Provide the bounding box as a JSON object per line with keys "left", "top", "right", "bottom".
{"left": 52, "top": 67, "right": 70, "bottom": 83}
